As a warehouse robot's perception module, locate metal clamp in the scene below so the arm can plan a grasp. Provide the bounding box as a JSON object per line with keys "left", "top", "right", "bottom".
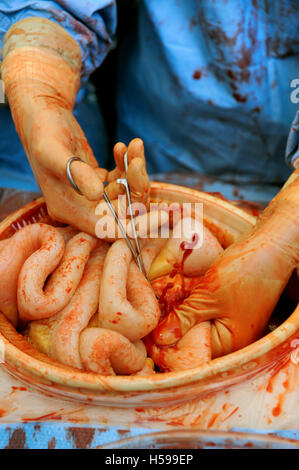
{"left": 66, "top": 156, "right": 84, "bottom": 195}
{"left": 117, "top": 151, "right": 158, "bottom": 298}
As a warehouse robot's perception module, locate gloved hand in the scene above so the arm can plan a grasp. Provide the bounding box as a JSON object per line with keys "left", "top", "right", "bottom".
{"left": 151, "top": 169, "right": 299, "bottom": 363}
{"left": 1, "top": 18, "right": 150, "bottom": 235}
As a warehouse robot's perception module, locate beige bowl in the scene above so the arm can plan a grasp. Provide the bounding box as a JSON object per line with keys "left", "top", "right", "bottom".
{"left": 0, "top": 182, "right": 298, "bottom": 407}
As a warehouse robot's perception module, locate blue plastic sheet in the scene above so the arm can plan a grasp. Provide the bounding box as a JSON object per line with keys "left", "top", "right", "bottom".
{"left": 0, "top": 0, "right": 298, "bottom": 190}
{"left": 0, "top": 423, "right": 297, "bottom": 449}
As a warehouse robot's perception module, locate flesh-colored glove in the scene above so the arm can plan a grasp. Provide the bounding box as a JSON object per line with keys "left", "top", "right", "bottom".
{"left": 151, "top": 169, "right": 299, "bottom": 358}
{"left": 1, "top": 18, "right": 150, "bottom": 235}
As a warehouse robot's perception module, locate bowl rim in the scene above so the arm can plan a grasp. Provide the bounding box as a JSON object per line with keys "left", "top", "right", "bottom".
{"left": 0, "top": 182, "right": 298, "bottom": 394}
{"left": 96, "top": 429, "right": 299, "bottom": 449}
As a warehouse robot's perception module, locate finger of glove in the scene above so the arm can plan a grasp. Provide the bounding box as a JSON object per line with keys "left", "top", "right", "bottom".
{"left": 70, "top": 160, "right": 104, "bottom": 201}
{"left": 113, "top": 142, "right": 128, "bottom": 172}
{"left": 105, "top": 178, "right": 126, "bottom": 201}
{"left": 95, "top": 191, "right": 128, "bottom": 221}
{"left": 127, "top": 138, "right": 146, "bottom": 165}
{"left": 107, "top": 166, "right": 122, "bottom": 183}
{"left": 95, "top": 198, "right": 123, "bottom": 217}
{"left": 113, "top": 138, "right": 146, "bottom": 170}
{"left": 126, "top": 209, "right": 169, "bottom": 239}
{"left": 127, "top": 157, "right": 150, "bottom": 204}
{"left": 94, "top": 198, "right": 129, "bottom": 241}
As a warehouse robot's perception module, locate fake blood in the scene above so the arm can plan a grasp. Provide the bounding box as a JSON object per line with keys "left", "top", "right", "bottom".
{"left": 151, "top": 233, "right": 200, "bottom": 350}
{"left": 180, "top": 233, "right": 199, "bottom": 272}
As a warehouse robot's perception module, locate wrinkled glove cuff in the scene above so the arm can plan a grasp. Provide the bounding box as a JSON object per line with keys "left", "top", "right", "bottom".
{"left": 2, "top": 17, "right": 81, "bottom": 73}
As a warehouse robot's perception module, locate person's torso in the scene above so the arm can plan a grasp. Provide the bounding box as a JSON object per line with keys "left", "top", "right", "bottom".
{"left": 117, "top": 0, "right": 299, "bottom": 186}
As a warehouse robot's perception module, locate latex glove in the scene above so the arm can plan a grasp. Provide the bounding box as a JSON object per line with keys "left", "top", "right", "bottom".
{"left": 151, "top": 169, "right": 299, "bottom": 359}
{"left": 1, "top": 18, "right": 150, "bottom": 235}
{"left": 95, "top": 139, "right": 170, "bottom": 241}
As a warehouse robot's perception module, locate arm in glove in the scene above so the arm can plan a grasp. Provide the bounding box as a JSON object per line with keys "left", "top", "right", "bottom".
{"left": 150, "top": 169, "right": 299, "bottom": 369}
{"left": 1, "top": 18, "right": 150, "bottom": 235}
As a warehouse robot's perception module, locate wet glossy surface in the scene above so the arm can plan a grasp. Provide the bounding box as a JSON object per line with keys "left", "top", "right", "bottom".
{"left": 0, "top": 184, "right": 297, "bottom": 447}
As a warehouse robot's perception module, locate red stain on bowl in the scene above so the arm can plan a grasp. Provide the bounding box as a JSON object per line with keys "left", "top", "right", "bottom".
{"left": 22, "top": 412, "right": 62, "bottom": 422}
{"left": 207, "top": 413, "right": 220, "bottom": 429}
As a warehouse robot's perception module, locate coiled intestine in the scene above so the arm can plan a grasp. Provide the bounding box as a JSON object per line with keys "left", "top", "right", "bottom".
{"left": 0, "top": 214, "right": 224, "bottom": 375}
